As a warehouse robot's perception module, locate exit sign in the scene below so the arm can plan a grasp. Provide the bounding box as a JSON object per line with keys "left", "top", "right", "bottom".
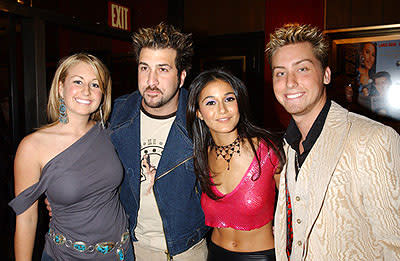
{"left": 108, "top": 2, "right": 131, "bottom": 31}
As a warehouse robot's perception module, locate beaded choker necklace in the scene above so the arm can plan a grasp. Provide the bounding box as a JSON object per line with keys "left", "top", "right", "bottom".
{"left": 214, "top": 137, "right": 241, "bottom": 170}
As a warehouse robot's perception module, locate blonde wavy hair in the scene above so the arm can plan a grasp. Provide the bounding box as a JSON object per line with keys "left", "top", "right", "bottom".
{"left": 46, "top": 53, "right": 112, "bottom": 127}
{"left": 265, "top": 23, "right": 329, "bottom": 69}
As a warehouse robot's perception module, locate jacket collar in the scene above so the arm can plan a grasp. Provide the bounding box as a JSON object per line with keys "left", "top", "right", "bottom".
{"left": 298, "top": 101, "right": 352, "bottom": 241}
{"left": 285, "top": 100, "right": 331, "bottom": 157}
{"left": 277, "top": 102, "right": 352, "bottom": 257}
{"left": 111, "top": 88, "right": 189, "bottom": 130}
{"left": 174, "top": 87, "right": 189, "bottom": 129}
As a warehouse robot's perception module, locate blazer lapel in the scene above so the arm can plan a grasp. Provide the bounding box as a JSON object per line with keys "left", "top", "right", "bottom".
{"left": 275, "top": 143, "right": 290, "bottom": 260}
{"left": 301, "top": 102, "right": 351, "bottom": 238}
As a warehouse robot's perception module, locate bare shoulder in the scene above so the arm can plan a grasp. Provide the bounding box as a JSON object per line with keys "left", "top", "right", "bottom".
{"left": 16, "top": 131, "right": 44, "bottom": 159}
{"left": 14, "top": 125, "right": 67, "bottom": 195}
{"left": 251, "top": 137, "right": 261, "bottom": 147}
{"left": 241, "top": 137, "right": 260, "bottom": 152}
{"left": 14, "top": 132, "right": 43, "bottom": 195}
{"left": 15, "top": 125, "right": 62, "bottom": 170}
{"left": 19, "top": 126, "right": 54, "bottom": 150}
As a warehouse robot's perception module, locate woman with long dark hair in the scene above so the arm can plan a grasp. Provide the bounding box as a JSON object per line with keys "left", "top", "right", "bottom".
{"left": 187, "top": 69, "right": 285, "bottom": 261}
{"left": 358, "top": 42, "right": 377, "bottom": 92}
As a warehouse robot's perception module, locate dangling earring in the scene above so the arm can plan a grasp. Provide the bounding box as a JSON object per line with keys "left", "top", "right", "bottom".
{"left": 99, "top": 105, "right": 105, "bottom": 129}
{"left": 59, "top": 98, "right": 68, "bottom": 124}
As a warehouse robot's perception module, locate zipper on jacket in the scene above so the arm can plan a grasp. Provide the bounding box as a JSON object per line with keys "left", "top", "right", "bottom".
{"left": 154, "top": 155, "right": 194, "bottom": 259}
{"left": 155, "top": 156, "right": 193, "bottom": 181}
{"left": 155, "top": 187, "right": 173, "bottom": 260}
{"left": 164, "top": 250, "right": 173, "bottom": 260}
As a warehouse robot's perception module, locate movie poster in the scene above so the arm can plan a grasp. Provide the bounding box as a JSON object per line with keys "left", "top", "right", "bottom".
{"left": 333, "top": 39, "right": 400, "bottom": 122}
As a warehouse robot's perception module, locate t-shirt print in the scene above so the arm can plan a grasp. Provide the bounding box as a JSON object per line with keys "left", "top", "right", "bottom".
{"left": 140, "top": 138, "right": 164, "bottom": 195}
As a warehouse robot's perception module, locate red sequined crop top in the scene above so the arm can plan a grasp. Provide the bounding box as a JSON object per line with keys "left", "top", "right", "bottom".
{"left": 201, "top": 140, "right": 279, "bottom": 231}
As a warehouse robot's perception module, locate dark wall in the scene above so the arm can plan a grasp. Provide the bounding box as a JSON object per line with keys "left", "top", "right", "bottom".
{"left": 326, "top": 0, "right": 400, "bottom": 29}
{"left": 184, "top": 0, "right": 265, "bottom": 36}
{"left": 33, "top": 0, "right": 168, "bottom": 31}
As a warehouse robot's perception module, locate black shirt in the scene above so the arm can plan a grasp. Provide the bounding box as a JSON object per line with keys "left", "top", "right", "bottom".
{"left": 285, "top": 100, "right": 331, "bottom": 180}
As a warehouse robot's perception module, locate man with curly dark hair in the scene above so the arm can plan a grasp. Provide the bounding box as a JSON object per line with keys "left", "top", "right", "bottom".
{"left": 109, "top": 23, "right": 208, "bottom": 260}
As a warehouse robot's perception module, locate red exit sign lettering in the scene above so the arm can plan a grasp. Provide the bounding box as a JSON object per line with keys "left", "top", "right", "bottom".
{"left": 108, "top": 2, "right": 131, "bottom": 31}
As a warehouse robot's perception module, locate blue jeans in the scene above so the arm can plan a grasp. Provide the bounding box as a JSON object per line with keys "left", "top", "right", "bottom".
{"left": 41, "top": 244, "right": 135, "bottom": 260}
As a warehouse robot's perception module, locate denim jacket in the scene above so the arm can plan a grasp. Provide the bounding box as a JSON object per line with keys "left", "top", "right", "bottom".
{"left": 109, "top": 88, "right": 208, "bottom": 256}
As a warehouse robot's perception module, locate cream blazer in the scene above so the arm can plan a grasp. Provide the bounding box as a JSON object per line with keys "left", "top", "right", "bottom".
{"left": 274, "top": 101, "right": 400, "bottom": 260}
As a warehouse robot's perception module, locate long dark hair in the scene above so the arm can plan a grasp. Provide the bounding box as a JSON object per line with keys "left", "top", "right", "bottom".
{"left": 358, "top": 42, "right": 377, "bottom": 77}
{"left": 187, "top": 69, "right": 285, "bottom": 200}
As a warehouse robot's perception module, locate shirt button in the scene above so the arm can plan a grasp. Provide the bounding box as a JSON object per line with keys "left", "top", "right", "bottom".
{"left": 296, "top": 219, "right": 302, "bottom": 224}
{"left": 297, "top": 241, "right": 302, "bottom": 246}
{"left": 295, "top": 196, "right": 300, "bottom": 201}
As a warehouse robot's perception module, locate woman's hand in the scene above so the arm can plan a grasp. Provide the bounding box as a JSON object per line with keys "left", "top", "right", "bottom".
{"left": 44, "top": 198, "right": 52, "bottom": 217}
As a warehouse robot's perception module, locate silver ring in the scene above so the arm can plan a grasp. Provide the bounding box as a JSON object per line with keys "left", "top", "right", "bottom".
{"left": 87, "top": 245, "right": 95, "bottom": 253}
{"left": 65, "top": 240, "right": 72, "bottom": 248}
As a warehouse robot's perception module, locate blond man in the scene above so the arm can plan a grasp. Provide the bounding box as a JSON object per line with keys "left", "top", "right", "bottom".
{"left": 266, "top": 24, "right": 400, "bottom": 260}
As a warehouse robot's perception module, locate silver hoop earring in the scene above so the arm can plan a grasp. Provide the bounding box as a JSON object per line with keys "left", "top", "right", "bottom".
{"left": 99, "top": 105, "right": 105, "bottom": 129}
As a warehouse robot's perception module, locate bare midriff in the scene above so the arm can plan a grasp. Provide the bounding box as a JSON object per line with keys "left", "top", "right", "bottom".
{"left": 211, "top": 221, "right": 274, "bottom": 252}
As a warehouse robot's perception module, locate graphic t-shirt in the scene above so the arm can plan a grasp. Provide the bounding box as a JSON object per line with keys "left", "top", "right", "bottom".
{"left": 135, "top": 108, "right": 176, "bottom": 251}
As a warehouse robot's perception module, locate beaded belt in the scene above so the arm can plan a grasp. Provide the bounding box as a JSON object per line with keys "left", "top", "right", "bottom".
{"left": 47, "top": 228, "right": 130, "bottom": 260}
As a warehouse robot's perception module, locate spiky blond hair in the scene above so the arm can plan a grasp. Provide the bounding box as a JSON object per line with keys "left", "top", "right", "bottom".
{"left": 265, "top": 23, "right": 329, "bottom": 69}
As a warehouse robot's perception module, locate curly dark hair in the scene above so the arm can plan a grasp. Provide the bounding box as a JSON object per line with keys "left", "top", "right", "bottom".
{"left": 132, "top": 22, "right": 194, "bottom": 75}
{"left": 186, "top": 68, "right": 286, "bottom": 200}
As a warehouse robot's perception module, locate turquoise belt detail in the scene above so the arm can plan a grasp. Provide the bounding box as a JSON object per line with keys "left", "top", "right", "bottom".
{"left": 47, "top": 228, "right": 130, "bottom": 260}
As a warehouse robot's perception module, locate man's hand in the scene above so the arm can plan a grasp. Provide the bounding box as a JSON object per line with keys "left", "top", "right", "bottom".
{"left": 44, "top": 198, "right": 52, "bottom": 217}
{"left": 345, "top": 84, "right": 353, "bottom": 102}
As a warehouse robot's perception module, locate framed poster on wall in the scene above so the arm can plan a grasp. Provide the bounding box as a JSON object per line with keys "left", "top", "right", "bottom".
{"left": 325, "top": 24, "right": 400, "bottom": 132}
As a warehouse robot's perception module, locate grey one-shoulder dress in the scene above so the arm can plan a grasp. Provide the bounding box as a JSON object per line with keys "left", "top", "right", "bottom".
{"left": 9, "top": 123, "right": 129, "bottom": 260}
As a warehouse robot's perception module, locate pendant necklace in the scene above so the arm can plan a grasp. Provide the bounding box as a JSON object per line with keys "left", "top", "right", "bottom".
{"left": 214, "top": 136, "right": 241, "bottom": 170}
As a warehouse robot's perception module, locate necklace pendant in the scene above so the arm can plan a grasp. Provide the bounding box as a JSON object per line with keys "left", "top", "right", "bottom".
{"left": 214, "top": 137, "right": 241, "bottom": 170}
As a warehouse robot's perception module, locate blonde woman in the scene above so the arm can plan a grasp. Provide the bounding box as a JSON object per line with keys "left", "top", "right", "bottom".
{"left": 9, "top": 53, "right": 132, "bottom": 260}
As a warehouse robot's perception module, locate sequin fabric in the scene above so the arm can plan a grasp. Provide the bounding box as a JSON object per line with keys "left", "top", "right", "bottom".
{"left": 201, "top": 140, "right": 279, "bottom": 231}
